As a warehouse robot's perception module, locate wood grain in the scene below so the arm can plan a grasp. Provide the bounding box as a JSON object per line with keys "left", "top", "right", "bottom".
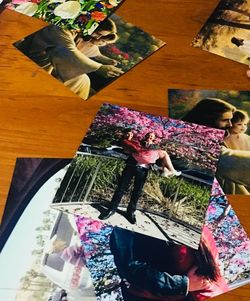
{"left": 0, "top": 0, "right": 250, "bottom": 299}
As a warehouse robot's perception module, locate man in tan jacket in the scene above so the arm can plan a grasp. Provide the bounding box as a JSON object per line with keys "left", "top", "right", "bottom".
{"left": 14, "top": 19, "right": 123, "bottom": 99}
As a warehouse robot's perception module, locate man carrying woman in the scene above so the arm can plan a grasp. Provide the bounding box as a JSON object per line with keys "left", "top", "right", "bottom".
{"left": 99, "top": 130, "right": 181, "bottom": 224}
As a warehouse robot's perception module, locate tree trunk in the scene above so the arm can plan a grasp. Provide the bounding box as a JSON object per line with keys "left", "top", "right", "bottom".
{"left": 198, "top": 25, "right": 217, "bottom": 49}
{"left": 213, "top": 18, "right": 250, "bottom": 29}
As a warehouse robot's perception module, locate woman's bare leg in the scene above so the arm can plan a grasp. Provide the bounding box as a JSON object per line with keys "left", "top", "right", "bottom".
{"left": 158, "top": 151, "right": 175, "bottom": 172}
{"left": 158, "top": 151, "right": 181, "bottom": 177}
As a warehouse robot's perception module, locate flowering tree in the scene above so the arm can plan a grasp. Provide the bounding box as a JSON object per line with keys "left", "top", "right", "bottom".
{"left": 75, "top": 216, "right": 123, "bottom": 300}
{"left": 75, "top": 192, "right": 250, "bottom": 299}
{"left": 206, "top": 193, "right": 250, "bottom": 283}
{"left": 83, "top": 104, "right": 225, "bottom": 174}
{"left": 211, "top": 178, "right": 224, "bottom": 196}
{"left": 6, "top": 0, "right": 123, "bottom": 34}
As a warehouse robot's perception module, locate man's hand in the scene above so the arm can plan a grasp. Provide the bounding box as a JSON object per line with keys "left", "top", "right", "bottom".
{"left": 188, "top": 266, "right": 211, "bottom": 292}
{"left": 108, "top": 58, "right": 119, "bottom": 66}
{"left": 96, "top": 65, "right": 124, "bottom": 78}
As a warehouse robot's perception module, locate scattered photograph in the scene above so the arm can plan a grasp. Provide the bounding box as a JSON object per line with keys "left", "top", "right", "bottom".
{"left": 13, "top": 14, "right": 165, "bottom": 100}
{"left": 5, "top": 0, "right": 125, "bottom": 35}
{"left": 168, "top": 89, "right": 250, "bottom": 195}
{"left": 75, "top": 185, "right": 250, "bottom": 301}
{"left": 1, "top": 158, "right": 250, "bottom": 301}
{"left": 192, "top": 0, "right": 250, "bottom": 65}
{"left": 0, "top": 165, "right": 96, "bottom": 301}
{"left": 51, "top": 104, "right": 225, "bottom": 248}
{"left": 0, "top": 158, "right": 71, "bottom": 251}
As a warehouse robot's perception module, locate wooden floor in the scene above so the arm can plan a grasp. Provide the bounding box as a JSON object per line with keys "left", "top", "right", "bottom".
{"left": 0, "top": 0, "right": 250, "bottom": 300}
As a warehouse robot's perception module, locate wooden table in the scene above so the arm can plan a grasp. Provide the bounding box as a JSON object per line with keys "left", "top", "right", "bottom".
{"left": 0, "top": 0, "right": 250, "bottom": 299}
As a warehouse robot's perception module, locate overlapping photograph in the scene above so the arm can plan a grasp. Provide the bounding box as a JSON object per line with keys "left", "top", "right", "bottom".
{"left": 51, "top": 104, "right": 225, "bottom": 248}
{"left": 1, "top": 158, "right": 250, "bottom": 301}
{"left": 0, "top": 165, "right": 96, "bottom": 301}
{"left": 13, "top": 14, "right": 165, "bottom": 100}
{"left": 5, "top": 0, "right": 125, "bottom": 35}
{"left": 75, "top": 186, "right": 250, "bottom": 301}
{"left": 192, "top": 0, "right": 250, "bottom": 65}
{"left": 168, "top": 89, "right": 250, "bottom": 195}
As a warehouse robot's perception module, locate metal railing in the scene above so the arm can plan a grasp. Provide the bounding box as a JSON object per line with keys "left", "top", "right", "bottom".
{"left": 52, "top": 153, "right": 209, "bottom": 230}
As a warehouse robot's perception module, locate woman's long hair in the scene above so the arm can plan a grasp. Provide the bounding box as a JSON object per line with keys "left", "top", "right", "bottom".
{"left": 194, "top": 227, "right": 221, "bottom": 281}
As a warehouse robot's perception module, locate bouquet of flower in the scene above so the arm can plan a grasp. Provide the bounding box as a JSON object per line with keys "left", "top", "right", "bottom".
{"left": 6, "top": 0, "right": 123, "bottom": 34}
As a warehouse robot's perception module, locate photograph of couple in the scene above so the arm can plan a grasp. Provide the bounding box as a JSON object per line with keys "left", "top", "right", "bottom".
{"left": 1, "top": 157, "right": 250, "bottom": 301}
{"left": 51, "top": 104, "right": 225, "bottom": 248}
{"left": 98, "top": 130, "right": 182, "bottom": 223}
{"left": 168, "top": 89, "right": 250, "bottom": 195}
{"left": 13, "top": 15, "right": 164, "bottom": 100}
{"left": 75, "top": 190, "right": 250, "bottom": 301}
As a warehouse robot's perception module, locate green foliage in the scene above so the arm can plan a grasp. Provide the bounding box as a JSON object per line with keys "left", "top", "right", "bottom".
{"left": 157, "top": 174, "right": 210, "bottom": 209}
{"left": 112, "top": 16, "right": 162, "bottom": 58}
{"left": 75, "top": 155, "right": 125, "bottom": 190}
{"left": 54, "top": 155, "right": 125, "bottom": 203}
{"left": 99, "top": 15, "right": 164, "bottom": 72}
{"left": 55, "top": 155, "right": 210, "bottom": 227}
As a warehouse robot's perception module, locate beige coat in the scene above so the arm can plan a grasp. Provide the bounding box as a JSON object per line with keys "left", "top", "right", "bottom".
{"left": 19, "top": 25, "right": 102, "bottom": 99}
{"left": 216, "top": 146, "right": 250, "bottom": 195}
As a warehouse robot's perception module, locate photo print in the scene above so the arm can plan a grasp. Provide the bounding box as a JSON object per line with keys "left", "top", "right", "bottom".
{"left": 1, "top": 158, "right": 250, "bottom": 301}
{"left": 192, "top": 0, "right": 250, "bottom": 65}
{"left": 51, "top": 104, "right": 225, "bottom": 249}
{"left": 5, "top": 0, "right": 125, "bottom": 35}
{"left": 13, "top": 14, "right": 165, "bottom": 100}
{"left": 168, "top": 89, "right": 250, "bottom": 195}
{"left": 74, "top": 181, "right": 250, "bottom": 301}
{"left": 0, "top": 164, "right": 96, "bottom": 301}
{"left": 0, "top": 158, "right": 71, "bottom": 251}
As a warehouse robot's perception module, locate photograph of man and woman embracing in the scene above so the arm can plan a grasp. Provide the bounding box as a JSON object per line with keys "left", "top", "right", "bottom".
{"left": 75, "top": 194, "right": 250, "bottom": 301}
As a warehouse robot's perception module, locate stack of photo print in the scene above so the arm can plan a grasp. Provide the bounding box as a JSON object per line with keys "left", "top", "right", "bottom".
{"left": 0, "top": 1, "right": 250, "bottom": 301}
{"left": 1, "top": 101, "right": 250, "bottom": 301}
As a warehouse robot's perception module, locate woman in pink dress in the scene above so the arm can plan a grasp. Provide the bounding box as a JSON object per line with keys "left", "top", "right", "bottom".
{"left": 121, "top": 130, "right": 181, "bottom": 177}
